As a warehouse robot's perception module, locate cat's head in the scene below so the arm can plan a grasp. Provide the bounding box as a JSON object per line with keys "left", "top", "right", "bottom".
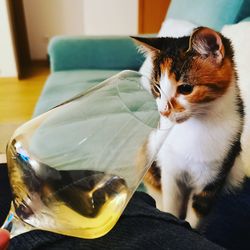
{"left": 132, "top": 27, "right": 235, "bottom": 123}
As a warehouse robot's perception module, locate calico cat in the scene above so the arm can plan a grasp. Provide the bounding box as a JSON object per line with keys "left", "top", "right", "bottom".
{"left": 132, "top": 27, "right": 245, "bottom": 228}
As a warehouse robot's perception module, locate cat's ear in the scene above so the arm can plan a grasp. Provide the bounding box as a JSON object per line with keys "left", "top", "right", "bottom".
{"left": 131, "top": 36, "right": 163, "bottom": 55}
{"left": 190, "top": 27, "right": 224, "bottom": 63}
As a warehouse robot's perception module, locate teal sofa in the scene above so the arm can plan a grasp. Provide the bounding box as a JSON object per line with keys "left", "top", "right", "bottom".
{"left": 33, "top": 0, "right": 250, "bottom": 118}
{"left": 33, "top": 37, "right": 144, "bottom": 117}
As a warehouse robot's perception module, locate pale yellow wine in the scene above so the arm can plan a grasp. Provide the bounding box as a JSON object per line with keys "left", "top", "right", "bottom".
{"left": 7, "top": 148, "right": 129, "bottom": 239}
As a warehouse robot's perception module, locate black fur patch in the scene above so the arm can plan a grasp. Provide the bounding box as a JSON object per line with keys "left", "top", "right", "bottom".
{"left": 152, "top": 36, "right": 190, "bottom": 83}
{"left": 193, "top": 129, "right": 243, "bottom": 217}
{"left": 149, "top": 161, "right": 161, "bottom": 185}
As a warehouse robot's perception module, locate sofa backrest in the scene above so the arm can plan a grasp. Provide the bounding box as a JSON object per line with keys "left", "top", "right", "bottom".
{"left": 166, "top": 0, "right": 250, "bottom": 30}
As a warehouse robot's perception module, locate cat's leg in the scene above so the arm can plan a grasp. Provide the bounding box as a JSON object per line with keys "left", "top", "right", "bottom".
{"left": 186, "top": 156, "right": 245, "bottom": 228}
{"left": 161, "top": 169, "right": 183, "bottom": 218}
{"left": 185, "top": 193, "right": 201, "bottom": 229}
{"left": 185, "top": 189, "right": 216, "bottom": 229}
{"left": 143, "top": 161, "right": 163, "bottom": 210}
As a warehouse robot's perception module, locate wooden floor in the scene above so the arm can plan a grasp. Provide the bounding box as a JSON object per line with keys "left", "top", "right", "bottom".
{"left": 0, "top": 64, "right": 49, "bottom": 123}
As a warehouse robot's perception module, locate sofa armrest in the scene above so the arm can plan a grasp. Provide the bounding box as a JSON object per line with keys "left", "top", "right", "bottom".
{"left": 48, "top": 36, "right": 145, "bottom": 72}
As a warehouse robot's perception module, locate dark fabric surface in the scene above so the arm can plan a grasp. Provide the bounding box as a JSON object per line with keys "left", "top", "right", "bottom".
{"left": 1, "top": 160, "right": 250, "bottom": 250}
{"left": 0, "top": 164, "right": 12, "bottom": 225}
{"left": 202, "top": 178, "right": 250, "bottom": 250}
{"left": 9, "top": 192, "right": 223, "bottom": 250}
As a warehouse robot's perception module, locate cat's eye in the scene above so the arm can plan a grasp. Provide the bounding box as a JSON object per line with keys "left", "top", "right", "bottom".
{"left": 152, "top": 84, "right": 161, "bottom": 97}
{"left": 177, "top": 84, "right": 194, "bottom": 95}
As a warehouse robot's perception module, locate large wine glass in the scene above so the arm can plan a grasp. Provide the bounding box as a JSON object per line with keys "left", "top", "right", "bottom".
{"left": 2, "top": 70, "right": 173, "bottom": 239}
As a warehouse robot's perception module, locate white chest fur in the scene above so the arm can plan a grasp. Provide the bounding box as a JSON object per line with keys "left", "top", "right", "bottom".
{"left": 148, "top": 86, "right": 242, "bottom": 189}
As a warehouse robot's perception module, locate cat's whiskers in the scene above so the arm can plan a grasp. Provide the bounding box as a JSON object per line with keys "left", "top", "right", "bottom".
{"left": 155, "top": 84, "right": 167, "bottom": 99}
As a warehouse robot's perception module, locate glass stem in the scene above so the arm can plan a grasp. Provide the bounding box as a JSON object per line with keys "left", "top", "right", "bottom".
{"left": 1, "top": 203, "right": 34, "bottom": 238}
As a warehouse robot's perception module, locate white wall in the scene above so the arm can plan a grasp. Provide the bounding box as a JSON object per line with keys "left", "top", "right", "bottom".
{"left": 83, "top": 0, "right": 138, "bottom": 35}
{"left": 23, "top": 0, "right": 84, "bottom": 60}
{"left": 0, "top": 0, "right": 138, "bottom": 75}
{"left": 23, "top": 0, "right": 138, "bottom": 60}
{"left": 0, "top": 0, "right": 18, "bottom": 77}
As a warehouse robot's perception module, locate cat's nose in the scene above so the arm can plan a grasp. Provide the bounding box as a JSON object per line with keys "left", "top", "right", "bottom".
{"left": 160, "top": 103, "right": 171, "bottom": 117}
{"left": 160, "top": 110, "right": 171, "bottom": 117}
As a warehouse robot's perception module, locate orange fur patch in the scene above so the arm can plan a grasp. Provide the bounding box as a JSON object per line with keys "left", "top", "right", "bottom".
{"left": 136, "top": 142, "right": 161, "bottom": 191}
{"left": 161, "top": 58, "right": 177, "bottom": 84}
{"left": 192, "top": 190, "right": 216, "bottom": 217}
{"left": 160, "top": 98, "right": 185, "bottom": 118}
{"left": 170, "top": 98, "right": 185, "bottom": 112}
{"left": 158, "top": 47, "right": 233, "bottom": 115}
{"left": 187, "top": 57, "right": 233, "bottom": 103}
{"left": 144, "top": 161, "right": 162, "bottom": 191}
{"left": 160, "top": 109, "right": 171, "bottom": 117}
{"left": 160, "top": 58, "right": 172, "bottom": 75}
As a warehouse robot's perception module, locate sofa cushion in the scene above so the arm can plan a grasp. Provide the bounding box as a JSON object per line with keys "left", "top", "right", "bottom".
{"left": 221, "top": 20, "right": 250, "bottom": 177}
{"left": 166, "top": 0, "right": 246, "bottom": 31}
{"left": 236, "top": 0, "right": 250, "bottom": 22}
{"left": 49, "top": 36, "right": 144, "bottom": 72}
{"left": 240, "top": 16, "right": 250, "bottom": 22}
{"left": 33, "top": 69, "right": 120, "bottom": 117}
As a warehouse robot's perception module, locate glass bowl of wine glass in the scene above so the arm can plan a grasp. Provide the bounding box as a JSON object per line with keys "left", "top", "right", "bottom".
{"left": 2, "top": 70, "right": 173, "bottom": 239}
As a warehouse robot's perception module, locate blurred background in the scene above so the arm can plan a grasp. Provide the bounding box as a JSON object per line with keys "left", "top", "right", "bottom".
{"left": 0, "top": 0, "right": 169, "bottom": 158}
{"left": 0, "top": 0, "right": 169, "bottom": 78}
